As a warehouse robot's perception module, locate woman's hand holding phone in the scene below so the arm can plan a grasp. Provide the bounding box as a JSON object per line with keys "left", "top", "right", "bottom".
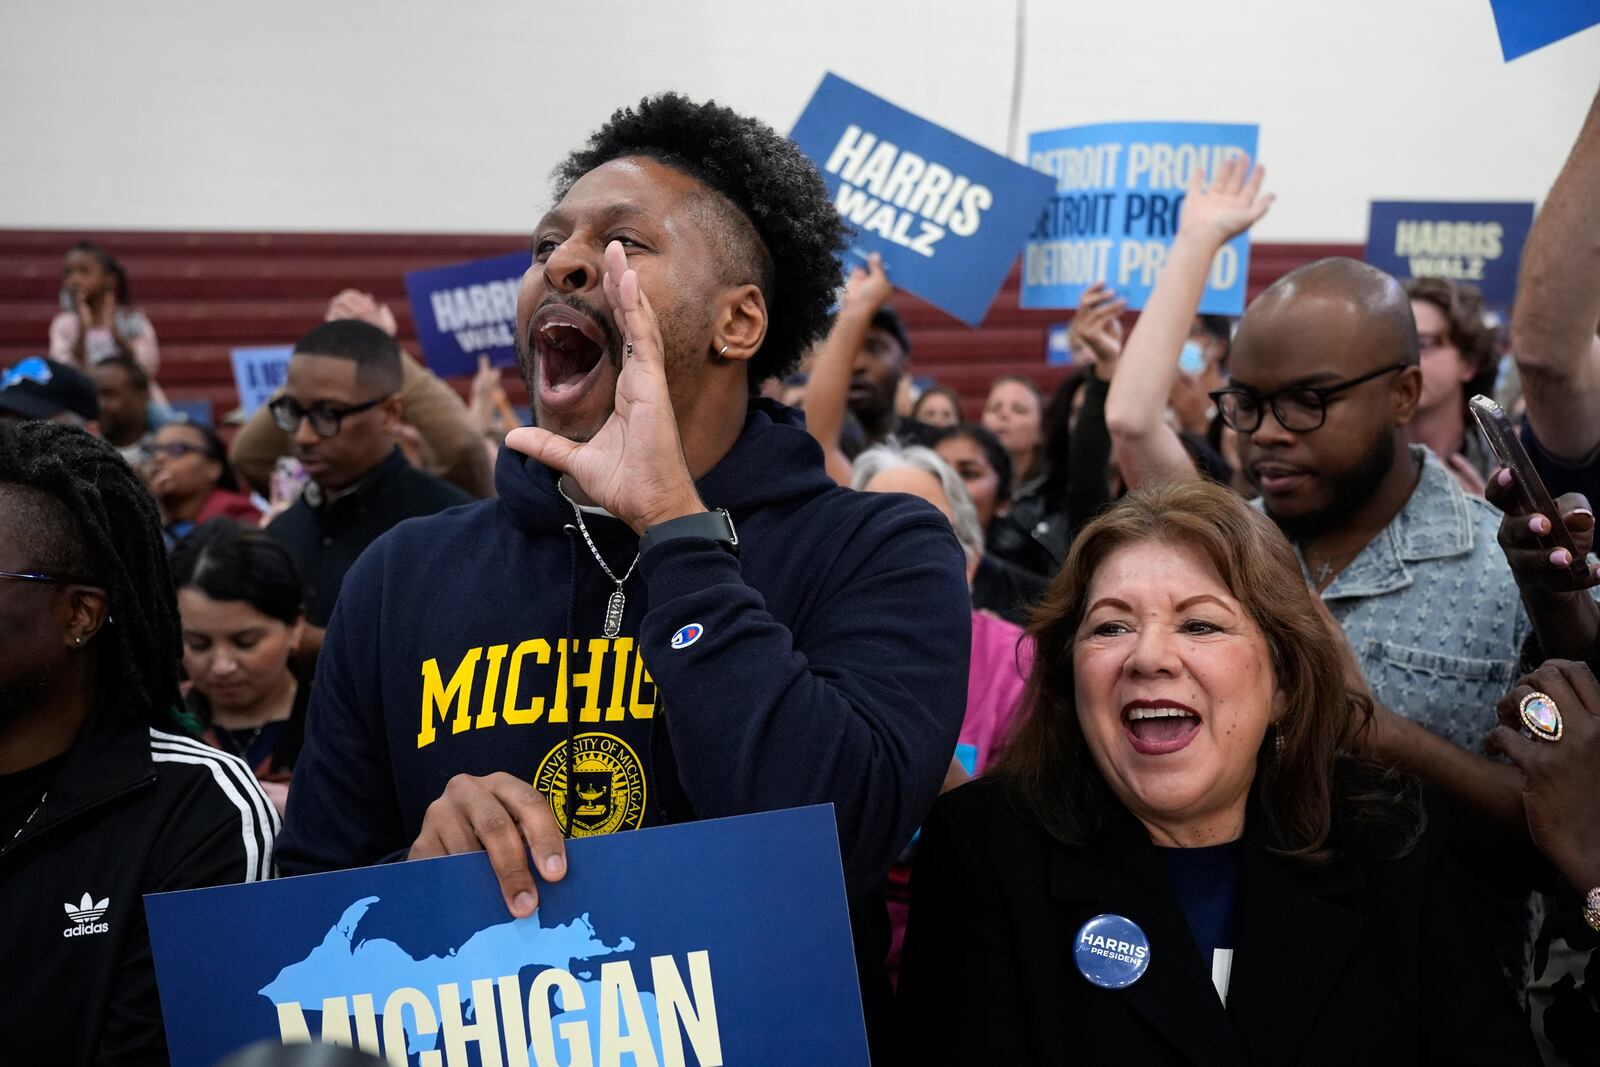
{"left": 1487, "top": 469, "right": 1600, "bottom": 593}
{"left": 1488, "top": 468, "right": 1600, "bottom": 663}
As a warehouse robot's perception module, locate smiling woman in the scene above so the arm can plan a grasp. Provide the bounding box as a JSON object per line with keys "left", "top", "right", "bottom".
{"left": 898, "top": 478, "right": 1543, "bottom": 1065}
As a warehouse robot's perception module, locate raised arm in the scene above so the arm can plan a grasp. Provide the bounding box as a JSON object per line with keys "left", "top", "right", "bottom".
{"left": 1105, "top": 154, "right": 1272, "bottom": 489}
{"left": 1512, "top": 83, "right": 1600, "bottom": 461}
{"left": 1064, "top": 283, "right": 1125, "bottom": 526}
{"left": 804, "top": 254, "right": 890, "bottom": 486}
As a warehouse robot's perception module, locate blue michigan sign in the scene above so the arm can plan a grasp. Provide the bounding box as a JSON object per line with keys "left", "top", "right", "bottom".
{"left": 146, "top": 805, "right": 868, "bottom": 1066}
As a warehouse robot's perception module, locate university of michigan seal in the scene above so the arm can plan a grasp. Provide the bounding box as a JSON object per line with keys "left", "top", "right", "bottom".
{"left": 534, "top": 732, "right": 647, "bottom": 836}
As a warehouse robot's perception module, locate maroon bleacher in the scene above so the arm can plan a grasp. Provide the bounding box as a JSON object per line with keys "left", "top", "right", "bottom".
{"left": 0, "top": 229, "right": 1360, "bottom": 423}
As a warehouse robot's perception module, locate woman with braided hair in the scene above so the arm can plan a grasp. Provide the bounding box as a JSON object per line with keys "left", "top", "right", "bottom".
{"left": 0, "top": 421, "right": 277, "bottom": 1066}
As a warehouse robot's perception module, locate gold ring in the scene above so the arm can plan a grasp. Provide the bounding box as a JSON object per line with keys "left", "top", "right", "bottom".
{"left": 1519, "top": 691, "right": 1563, "bottom": 742}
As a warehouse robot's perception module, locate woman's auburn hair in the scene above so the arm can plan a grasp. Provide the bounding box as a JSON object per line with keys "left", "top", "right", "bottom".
{"left": 995, "top": 477, "right": 1419, "bottom": 865}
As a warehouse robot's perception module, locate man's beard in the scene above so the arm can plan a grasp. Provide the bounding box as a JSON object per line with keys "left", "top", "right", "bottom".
{"left": 1265, "top": 432, "right": 1397, "bottom": 545}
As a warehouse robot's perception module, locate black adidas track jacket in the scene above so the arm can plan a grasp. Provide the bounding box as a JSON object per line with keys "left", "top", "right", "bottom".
{"left": 0, "top": 705, "right": 277, "bottom": 1065}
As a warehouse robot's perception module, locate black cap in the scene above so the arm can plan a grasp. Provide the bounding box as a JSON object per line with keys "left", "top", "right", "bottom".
{"left": 869, "top": 306, "right": 911, "bottom": 356}
{"left": 0, "top": 357, "right": 101, "bottom": 422}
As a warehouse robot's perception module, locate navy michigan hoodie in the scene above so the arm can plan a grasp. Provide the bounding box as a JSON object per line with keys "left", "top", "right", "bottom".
{"left": 276, "top": 399, "right": 971, "bottom": 903}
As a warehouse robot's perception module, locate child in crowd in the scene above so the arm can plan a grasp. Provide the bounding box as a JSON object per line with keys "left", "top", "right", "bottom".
{"left": 49, "top": 240, "right": 161, "bottom": 378}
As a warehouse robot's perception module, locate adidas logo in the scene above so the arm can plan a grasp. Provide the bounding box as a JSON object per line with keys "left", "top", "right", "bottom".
{"left": 63, "top": 892, "right": 110, "bottom": 938}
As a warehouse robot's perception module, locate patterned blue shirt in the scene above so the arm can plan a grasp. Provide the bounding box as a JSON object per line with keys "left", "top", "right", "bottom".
{"left": 1270, "top": 447, "right": 1529, "bottom": 751}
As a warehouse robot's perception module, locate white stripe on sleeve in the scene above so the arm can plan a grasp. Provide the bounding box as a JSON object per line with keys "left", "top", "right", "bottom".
{"left": 149, "top": 729, "right": 277, "bottom": 882}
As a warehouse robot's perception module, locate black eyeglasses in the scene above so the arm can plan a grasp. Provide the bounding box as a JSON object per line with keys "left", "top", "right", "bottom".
{"left": 1210, "top": 364, "right": 1408, "bottom": 434}
{"left": 268, "top": 394, "right": 392, "bottom": 438}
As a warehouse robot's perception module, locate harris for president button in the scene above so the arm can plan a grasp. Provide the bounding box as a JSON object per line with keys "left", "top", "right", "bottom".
{"left": 1074, "top": 913, "right": 1151, "bottom": 989}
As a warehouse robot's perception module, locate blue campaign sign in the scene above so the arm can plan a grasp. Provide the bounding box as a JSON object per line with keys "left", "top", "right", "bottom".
{"left": 230, "top": 345, "right": 294, "bottom": 417}
{"left": 1364, "top": 201, "right": 1535, "bottom": 308}
{"left": 790, "top": 73, "right": 1056, "bottom": 326}
{"left": 1489, "top": 0, "right": 1600, "bottom": 61}
{"left": 1021, "top": 121, "right": 1260, "bottom": 315}
{"left": 1046, "top": 323, "right": 1073, "bottom": 367}
{"left": 404, "top": 251, "right": 531, "bottom": 378}
{"left": 146, "top": 805, "right": 867, "bottom": 1067}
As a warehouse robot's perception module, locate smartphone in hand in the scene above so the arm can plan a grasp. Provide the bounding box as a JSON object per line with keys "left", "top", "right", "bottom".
{"left": 1469, "top": 394, "right": 1596, "bottom": 588}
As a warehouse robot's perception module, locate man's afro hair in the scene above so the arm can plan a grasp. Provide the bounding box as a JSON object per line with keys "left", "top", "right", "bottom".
{"left": 554, "top": 93, "right": 847, "bottom": 383}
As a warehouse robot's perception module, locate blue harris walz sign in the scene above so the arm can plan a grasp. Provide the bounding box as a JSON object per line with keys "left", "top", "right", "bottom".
{"left": 146, "top": 806, "right": 868, "bottom": 1067}
{"left": 404, "top": 251, "right": 532, "bottom": 378}
{"left": 1364, "top": 201, "right": 1535, "bottom": 309}
{"left": 790, "top": 73, "right": 1056, "bottom": 326}
{"left": 1021, "top": 121, "right": 1260, "bottom": 315}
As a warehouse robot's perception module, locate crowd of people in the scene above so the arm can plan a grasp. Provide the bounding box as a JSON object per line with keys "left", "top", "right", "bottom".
{"left": 2, "top": 83, "right": 1600, "bottom": 1066}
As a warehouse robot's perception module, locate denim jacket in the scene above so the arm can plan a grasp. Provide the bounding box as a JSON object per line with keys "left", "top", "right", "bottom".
{"left": 1312, "top": 447, "right": 1529, "bottom": 751}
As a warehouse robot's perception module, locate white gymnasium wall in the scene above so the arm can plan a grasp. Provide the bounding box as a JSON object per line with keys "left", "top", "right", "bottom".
{"left": 1, "top": 0, "right": 1596, "bottom": 241}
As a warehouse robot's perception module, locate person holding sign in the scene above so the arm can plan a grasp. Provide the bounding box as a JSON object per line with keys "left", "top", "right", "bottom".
{"left": 900, "top": 479, "right": 1539, "bottom": 1065}
{"left": 275, "top": 93, "right": 970, "bottom": 1055}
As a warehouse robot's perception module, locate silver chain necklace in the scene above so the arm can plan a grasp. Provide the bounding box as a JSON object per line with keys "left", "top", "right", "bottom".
{"left": 557, "top": 480, "right": 640, "bottom": 638}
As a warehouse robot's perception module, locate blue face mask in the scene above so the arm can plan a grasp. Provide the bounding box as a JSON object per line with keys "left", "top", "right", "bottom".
{"left": 1178, "top": 341, "right": 1207, "bottom": 375}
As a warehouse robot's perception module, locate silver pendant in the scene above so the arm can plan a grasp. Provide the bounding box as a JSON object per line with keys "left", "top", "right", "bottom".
{"left": 604, "top": 588, "right": 626, "bottom": 637}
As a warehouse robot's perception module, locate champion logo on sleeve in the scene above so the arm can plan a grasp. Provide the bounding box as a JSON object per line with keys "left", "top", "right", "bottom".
{"left": 670, "top": 623, "right": 705, "bottom": 650}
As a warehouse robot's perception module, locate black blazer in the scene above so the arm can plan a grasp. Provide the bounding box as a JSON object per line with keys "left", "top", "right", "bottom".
{"left": 897, "top": 776, "right": 1539, "bottom": 1066}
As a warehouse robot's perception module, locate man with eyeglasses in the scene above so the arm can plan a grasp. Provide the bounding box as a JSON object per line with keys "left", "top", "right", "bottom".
{"left": 263, "top": 320, "right": 470, "bottom": 663}
{"left": 1222, "top": 255, "right": 1523, "bottom": 751}
{"left": 1225, "top": 256, "right": 1539, "bottom": 980}
{"left": 1224, "top": 258, "right": 1529, "bottom": 754}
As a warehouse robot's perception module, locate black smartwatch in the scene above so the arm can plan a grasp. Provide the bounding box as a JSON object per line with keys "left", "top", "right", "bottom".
{"left": 639, "top": 508, "right": 739, "bottom": 557}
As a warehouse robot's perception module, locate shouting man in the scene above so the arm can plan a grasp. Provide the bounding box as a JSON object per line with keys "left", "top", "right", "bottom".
{"left": 276, "top": 95, "right": 971, "bottom": 1048}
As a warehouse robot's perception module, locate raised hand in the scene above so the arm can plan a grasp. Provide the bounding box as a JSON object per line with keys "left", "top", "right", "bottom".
{"left": 504, "top": 241, "right": 704, "bottom": 534}
{"left": 325, "top": 289, "right": 399, "bottom": 337}
{"left": 842, "top": 252, "right": 893, "bottom": 315}
{"left": 1071, "top": 282, "right": 1127, "bottom": 378}
{"left": 1176, "top": 153, "right": 1274, "bottom": 248}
